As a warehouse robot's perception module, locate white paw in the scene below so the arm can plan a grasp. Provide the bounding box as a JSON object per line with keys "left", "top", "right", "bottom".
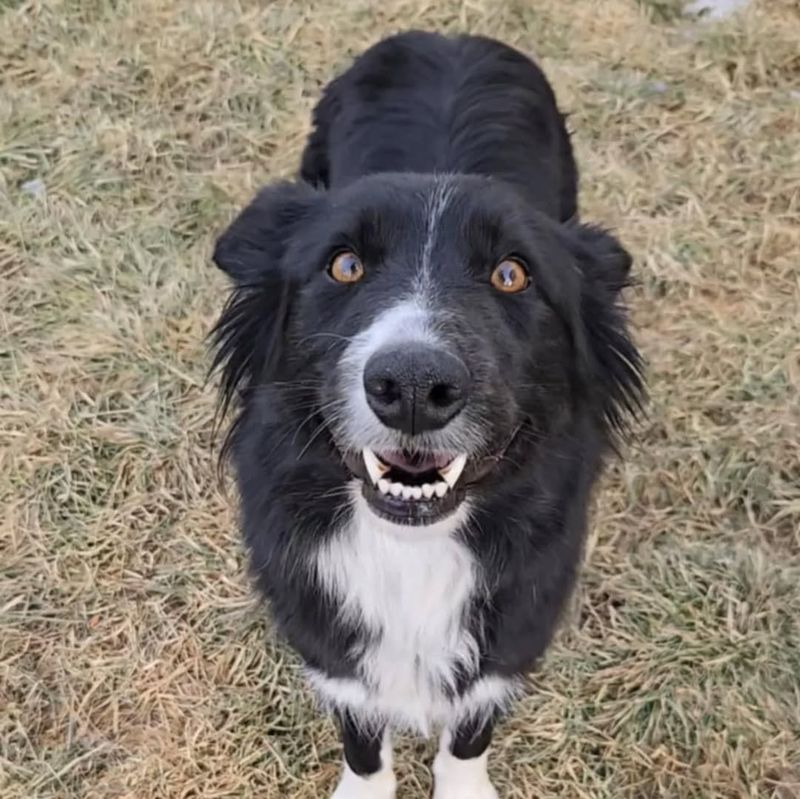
{"left": 432, "top": 747, "right": 499, "bottom": 799}
{"left": 331, "top": 761, "right": 397, "bottom": 799}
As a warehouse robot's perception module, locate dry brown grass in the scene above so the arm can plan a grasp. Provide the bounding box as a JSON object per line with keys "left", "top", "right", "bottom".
{"left": 2, "top": 0, "right": 799, "bottom": 797}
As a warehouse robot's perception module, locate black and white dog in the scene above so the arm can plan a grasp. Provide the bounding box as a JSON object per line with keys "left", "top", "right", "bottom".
{"left": 211, "top": 31, "right": 643, "bottom": 799}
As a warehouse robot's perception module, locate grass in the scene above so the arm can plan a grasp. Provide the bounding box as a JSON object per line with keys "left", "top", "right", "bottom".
{"left": 1, "top": 0, "right": 799, "bottom": 797}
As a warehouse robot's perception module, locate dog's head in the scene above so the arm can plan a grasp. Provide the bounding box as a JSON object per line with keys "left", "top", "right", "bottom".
{"left": 212, "top": 173, "right": 642, "bottom": 528}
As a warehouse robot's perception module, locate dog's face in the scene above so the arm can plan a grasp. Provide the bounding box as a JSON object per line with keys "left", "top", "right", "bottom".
{"left": 213, "top": 173, "right": 640, "bottom": 527}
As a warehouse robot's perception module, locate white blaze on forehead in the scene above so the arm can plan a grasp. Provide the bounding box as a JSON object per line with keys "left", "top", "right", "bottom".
{"left": 417, "top": 176, "right": 456, "bottom": 298}
{"left": 339, "top": 176, "right": 456, "bottom": 394}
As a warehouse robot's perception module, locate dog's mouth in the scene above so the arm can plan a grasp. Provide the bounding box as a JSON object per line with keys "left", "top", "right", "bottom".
{"left": 346, "top": 448, "right": 468, "bottom": 526}
{"left": 363, "top": 449, "right": 467, "bottom": 499}
{"left": 338, "top": 425, "right": 523, "bottom": 527}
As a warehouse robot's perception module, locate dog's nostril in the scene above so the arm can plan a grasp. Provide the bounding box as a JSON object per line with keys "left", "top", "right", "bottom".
{"left": 365, "top": 375, "right": 400, "bottom": 405}
{"left": 428, "top": 382, "right": 461, "bottom": 409}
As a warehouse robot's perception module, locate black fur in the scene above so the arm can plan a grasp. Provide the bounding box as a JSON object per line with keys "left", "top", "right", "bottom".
{"left": 300, "top": 31, "right": 578, "bottom": 221}
{"left": 210, "top": 29, "right": 644, "bottom": 775}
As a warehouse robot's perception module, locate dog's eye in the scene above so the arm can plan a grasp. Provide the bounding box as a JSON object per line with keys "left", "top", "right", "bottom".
{"left": 329, "top": 251, "right": 364, "bottom": 284}
{"left": 491, "top": 258, "right": 530, "bottom": 294}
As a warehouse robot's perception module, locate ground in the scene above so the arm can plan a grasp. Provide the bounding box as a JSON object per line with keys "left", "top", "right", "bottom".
{"left": 1, "top": 0, "right": 799, "bottom": 797}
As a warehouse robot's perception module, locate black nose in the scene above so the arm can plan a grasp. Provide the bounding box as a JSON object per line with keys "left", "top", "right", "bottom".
{"left": 363, "top": 345, "right": 470, "bottom": 435}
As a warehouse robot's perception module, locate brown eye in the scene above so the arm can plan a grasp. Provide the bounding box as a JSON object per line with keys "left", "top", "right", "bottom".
{"left": 491, "top": 258, "right": 530, "bottom": 294}
{"left": 329, "top": 251, "right": 364, "bottom": 284}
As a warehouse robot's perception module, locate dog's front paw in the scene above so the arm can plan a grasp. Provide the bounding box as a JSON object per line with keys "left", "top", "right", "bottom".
{"left": 331, "top": 761, "right": 397, "bottom": 799}
{"left": 432, "top": 748, "right": 499, "bottom": 799}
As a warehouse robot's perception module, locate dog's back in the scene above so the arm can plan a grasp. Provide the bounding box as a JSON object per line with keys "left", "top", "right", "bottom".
{"left": 300, "top": 31, "right": 578, "bottom": 222}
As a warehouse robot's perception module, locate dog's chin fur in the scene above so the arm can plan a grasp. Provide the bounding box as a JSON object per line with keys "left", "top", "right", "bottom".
{"left": 210, "top": 31, "right": 644, "bottom": 739}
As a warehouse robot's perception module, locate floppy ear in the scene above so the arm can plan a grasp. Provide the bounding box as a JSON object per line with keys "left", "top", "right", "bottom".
{"left": 561, "top": 222, "right": 644, "bottom": 440}
{"left": 210, "top": 181, "right": 320, "bottom": 417}
{"left": 213, "top": 181, "right": 320, "bottom": 283}
{"left": 569, "top": 222, "right": 632, "bottom": 295}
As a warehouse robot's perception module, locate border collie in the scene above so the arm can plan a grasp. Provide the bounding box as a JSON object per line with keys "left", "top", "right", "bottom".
{"left": 210, "top": 30, "right": 643, "bottom": 799}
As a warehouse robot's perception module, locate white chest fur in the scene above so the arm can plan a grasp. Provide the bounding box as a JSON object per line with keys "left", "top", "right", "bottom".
{"left": 310, "top": 493, "right": 483, "bottom": 733}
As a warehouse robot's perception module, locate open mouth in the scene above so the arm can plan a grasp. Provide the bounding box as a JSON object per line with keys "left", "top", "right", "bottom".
{"left": 355, "top": 448, "right": 469, "bottom": 526}
{"left": 340, "top": 425, "right": 522, "bottom": 527}
{"left": 363, "top": 449, "right": 467, "bottom": 499}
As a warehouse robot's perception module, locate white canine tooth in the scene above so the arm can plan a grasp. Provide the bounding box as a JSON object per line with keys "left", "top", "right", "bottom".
{"left": 422, "top": 483, "right": 434, "bottom": 499}
{"left": 438, "top": 453, "right": 467, "bottom": 488}
{"left": 434, "top": 481, "right": 448, "bottom": 498}
{"left": 390, "top": 483, "right": 403, "bottom": 497}
{"left": 362, "top": 448, "right": 387, "bottom": 485}
{"left": 410, "top": 486, "right": 423, "bottom": 500}
{"left": 401, "top": 485, "right": 414, "bottom": 500}
{"left": 378, "top": 478, "right": 390, "bottom": 495}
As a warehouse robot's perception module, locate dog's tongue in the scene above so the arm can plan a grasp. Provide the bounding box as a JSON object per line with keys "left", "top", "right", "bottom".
{"left": 378, "top": 450, "right": 452, "bottom": 474}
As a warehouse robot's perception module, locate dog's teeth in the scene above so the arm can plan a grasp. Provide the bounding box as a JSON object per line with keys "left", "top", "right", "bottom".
{"left": 368, "top": 452, "right": 465, "bottom": 501}
{"left": 362, "top": 448, "right": 387, "bottom": 485}
{"left": 439, "top": 454, "right": 467, "bottom": 488}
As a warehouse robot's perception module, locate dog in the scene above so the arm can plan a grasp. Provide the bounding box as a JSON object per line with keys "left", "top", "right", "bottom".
{"left": 210, "top": 30, "right": 643, "bottom": 799}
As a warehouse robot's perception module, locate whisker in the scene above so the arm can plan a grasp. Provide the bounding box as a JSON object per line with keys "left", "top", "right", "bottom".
{"left": 295, "top": 406, "right": 345, "bottom": 460}
{"left": 287, "top": 398, "right": 343, "bottom": 448}
{"left": 297, "top": 332, "right": 357, "bottom": 345}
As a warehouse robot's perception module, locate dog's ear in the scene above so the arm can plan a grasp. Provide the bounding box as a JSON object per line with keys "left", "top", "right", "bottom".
{"left": 560, "top": 222, "right": 644, "bottom": 440}
{"left": 210, "top": 182, "right": 321, "bottom": 420}
{"left": 213, "top": 181, "right": 320, "bottom": 283}
{"left": 567, "top": 222, "right": 632, "bottom": 295}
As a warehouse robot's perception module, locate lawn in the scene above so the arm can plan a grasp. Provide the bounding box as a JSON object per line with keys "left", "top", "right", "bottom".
{"left": 1, "top": 0, "right": 799, "bottom": 797}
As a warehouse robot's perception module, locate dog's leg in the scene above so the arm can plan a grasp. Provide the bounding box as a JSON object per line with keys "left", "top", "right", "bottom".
{"left": 433, "top": 717, "right": 499, "bottom": 799}
{"left": 332, "top": 711, "right": 396, "bottom": 799}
